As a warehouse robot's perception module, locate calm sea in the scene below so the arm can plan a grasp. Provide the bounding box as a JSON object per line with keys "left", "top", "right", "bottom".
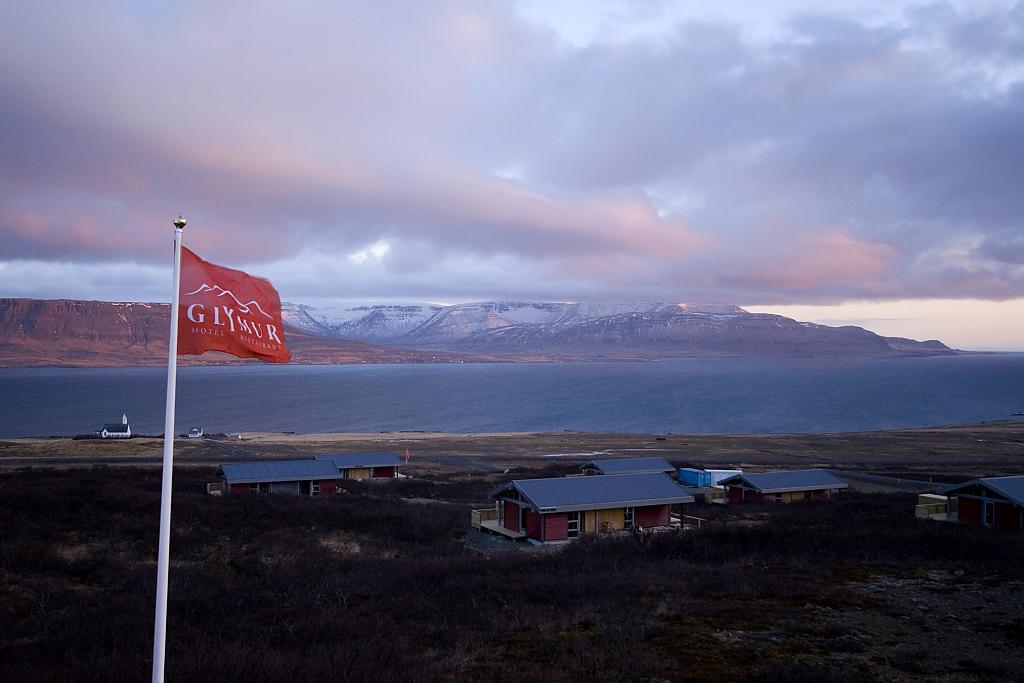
{"left": 1, "top": 355, "right": 1023, "bottom": 438}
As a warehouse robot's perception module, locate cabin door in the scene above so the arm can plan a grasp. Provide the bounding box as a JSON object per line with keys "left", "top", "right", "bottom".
{"left": 567, "top": 512, "right": 580, "bottom": 538}
{"left": 519, "top": 506, "right": 527, "bottom": 533}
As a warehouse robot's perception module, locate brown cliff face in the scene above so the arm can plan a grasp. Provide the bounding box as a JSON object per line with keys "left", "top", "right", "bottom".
{"left": 0, "top": 299, "right": 476, "bottom": 367}
{"left": 1, "top": 299, "right": 169, "bottom": 366}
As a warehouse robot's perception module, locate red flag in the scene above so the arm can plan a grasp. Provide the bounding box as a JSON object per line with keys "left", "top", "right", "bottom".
{"left": 177, "top": 247, "right": 291, "bottom": 363}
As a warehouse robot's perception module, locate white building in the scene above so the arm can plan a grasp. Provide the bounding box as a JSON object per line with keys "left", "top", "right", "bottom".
{"left": 101, "top": 414, "right": 131, "bottom": 439}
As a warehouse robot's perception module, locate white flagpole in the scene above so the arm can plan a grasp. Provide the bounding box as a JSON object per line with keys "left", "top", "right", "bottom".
{"left": 152, "top": 215, "right": 186, "bottom": 683}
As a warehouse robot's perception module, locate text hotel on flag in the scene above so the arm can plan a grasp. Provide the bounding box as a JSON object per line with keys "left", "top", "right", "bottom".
{"left": 177, "top": 247, "right": 291, "bottom": 363}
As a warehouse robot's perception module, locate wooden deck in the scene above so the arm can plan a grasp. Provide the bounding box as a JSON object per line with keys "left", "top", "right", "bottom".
{"left": 676, "top": 514, "right": 707, "bottom": 528}
{"left": 471, "top": 509, "right": 704, "bottom": 541}
{"left": 915, "top": 497, "right": 954, "bottom": 522}
{"left": 471, "top": 507, "right": 527, "bottom": 539}
{"left": 479, "top": 519, "right": 527, "bottom": 539}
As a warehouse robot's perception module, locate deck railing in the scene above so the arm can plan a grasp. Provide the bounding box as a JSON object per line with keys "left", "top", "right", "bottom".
{"left": 914, "top": 503, "right": 947, "bottom": 519}
{"left": 695, "top": 487, "right": 728, "bottom": 504}
{"left": 471, "top": 507, "right": 498, "bottom": 529}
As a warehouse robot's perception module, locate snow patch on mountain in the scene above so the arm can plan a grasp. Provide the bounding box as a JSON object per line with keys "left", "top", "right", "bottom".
{"left": 282, "top": 300, "right": 752, "bottom": 345}
{"left": 282, "top": 302, "right": 443, "bottom": 341}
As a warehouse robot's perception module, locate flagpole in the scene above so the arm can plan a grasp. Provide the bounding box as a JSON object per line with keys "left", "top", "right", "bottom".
{"left": 152, "top": 214, "right": 186, "bottom": 683}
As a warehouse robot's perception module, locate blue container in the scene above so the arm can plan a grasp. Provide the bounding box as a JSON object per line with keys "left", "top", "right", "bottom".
{"left": 679, "top": 468, "right": 711, "bottom": 487}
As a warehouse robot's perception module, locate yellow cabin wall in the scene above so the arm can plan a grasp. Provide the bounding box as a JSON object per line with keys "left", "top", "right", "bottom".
{"left": 581, "top": 508, "right": 625, "bottom": 533}
{"left": 769, "top": 490, "right": 826, "bottom": 503}
{"left": 598, "top": 508, "right": 624, "bottom": 531}
{"left": 346, "top": 468, "right": 371, "bottom": 480}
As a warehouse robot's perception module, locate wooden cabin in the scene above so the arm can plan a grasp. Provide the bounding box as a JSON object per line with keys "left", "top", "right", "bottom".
{"left": 940, "top": 475, "right": 1024, "bottom": 530}
{"left": 485, "top": 472, "right": 695, "bottom": 543}
{"left": 217, "top": 460, "right": 342, "bottom": 495}
{"left": 580, "top": 457, "right": 675, "bottom": 477}
{"left": 314, "top": 452, "right": 401, "bottom": 480}
{"left": 719, "top": 469, "right": 847, "bottom": 503}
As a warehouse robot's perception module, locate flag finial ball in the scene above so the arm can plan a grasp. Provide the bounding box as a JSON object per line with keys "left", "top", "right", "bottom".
{"left": 172, "top": 215, "right": 188, "bottom": 230}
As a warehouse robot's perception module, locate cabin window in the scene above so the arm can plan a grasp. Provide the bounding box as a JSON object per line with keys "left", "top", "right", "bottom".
{"left": 519, "top": 506, "right": 528, "bottom": 533}
{"left": 623, "top": 507, "right": 634, "bottom": 530}
{"left": 774, "top": 494, "right": 783, "bottom": 503}
{"left": 311, "top": 481, "right": 320, "bottom": 495}
{"left": 984, "top": 501, "right": 995, "bottom": 527}
{"left": 567, "top": 511, "right": 580, "bottom": 538}
{"left": 804, "top": 491, "right": 812, "bottom": 500}
{"left": 249, "top": 483, "right": 259, "bottom": 494}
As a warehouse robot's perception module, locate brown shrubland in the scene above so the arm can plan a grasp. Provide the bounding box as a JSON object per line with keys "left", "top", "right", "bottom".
{"left": 1, "top": 466, "right": 1022, "bottom": 682}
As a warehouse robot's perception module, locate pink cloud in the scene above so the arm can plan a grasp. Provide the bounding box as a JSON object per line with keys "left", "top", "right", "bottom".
{"left": 722, "top": 229, "right": 900, "bottom": 291}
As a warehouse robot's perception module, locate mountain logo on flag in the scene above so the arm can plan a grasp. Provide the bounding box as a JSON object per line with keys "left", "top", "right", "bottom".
{"left": 177, "top": 247, "right": 291, "bottom": 363}
{"left": 184, "top": 283, "right": 274, "bottom": 319}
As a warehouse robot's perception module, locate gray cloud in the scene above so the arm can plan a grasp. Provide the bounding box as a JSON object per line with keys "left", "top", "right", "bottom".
{"left": 0, "top": 0, "right": 1022, "bottom": 305}
{"left": 976, "top": 235, "right": 1024, "bottom": 264}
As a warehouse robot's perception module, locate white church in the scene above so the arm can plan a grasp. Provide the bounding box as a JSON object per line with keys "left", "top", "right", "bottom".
{"left": 100, "top": 414, "right": 131, "bottom": 439}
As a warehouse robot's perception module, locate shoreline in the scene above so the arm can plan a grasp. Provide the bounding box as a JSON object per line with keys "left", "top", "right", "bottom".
{"left": 4, "top": 421, "right": 1023, "bottom": 479}
{"left": 4, "top": 418, "right": 1024, "bottom": 442}
{"left": 3, "top": 349, "right": 1007, "bottom": 371}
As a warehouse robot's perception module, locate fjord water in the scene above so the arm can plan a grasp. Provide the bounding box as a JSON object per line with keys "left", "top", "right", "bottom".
{"left": 1, "top": 355, "right": 1023, "bottom": 438}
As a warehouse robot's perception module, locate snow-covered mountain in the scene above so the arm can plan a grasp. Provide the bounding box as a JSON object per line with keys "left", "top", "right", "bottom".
{"left": 282, "top": 301, "right": 741, "bottom": 344}
{"left": 280, "top": 300, "right": 952, "bottom": 358}
{"left": 282, "top": 302, "right": 443, "bottom": 341}
{"left": 399, "top": 301, "right": 675, "bottom": 344}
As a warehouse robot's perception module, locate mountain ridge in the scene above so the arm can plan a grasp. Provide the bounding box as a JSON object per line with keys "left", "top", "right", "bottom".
{"left": 283, "top": 299, "right": 954, "bottom": 358}
{"left": 0, "top": 297, "right": 956, "bottom": 367}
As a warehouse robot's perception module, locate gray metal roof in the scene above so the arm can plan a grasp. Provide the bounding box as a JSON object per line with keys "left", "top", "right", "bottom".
{"left": 584, "top": 457, "right": 675, "bottom": 474}
{"left": 494, "top": 472, "right": 694, "bottom": 513}
{"left": 942, "top": 475, "right": 1024, "bottom": 507}
{"left": 718, "top": 469, "right": 848, "bottom": 493}
{"left": 314, "top": 452, "right": 403, "bottom": 469}
{"left": 219, "top": 459, "right": 341, "bottom": 484}
{"left": 103, "top": 423, "right": 129, "bottom": 432}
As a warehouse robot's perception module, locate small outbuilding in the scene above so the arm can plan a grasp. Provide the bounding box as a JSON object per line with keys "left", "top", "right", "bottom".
{"left": 188, "top": 427, "right": 203, "bottom": 438}
{"left": 485, "top": 472, "right": 695, "bottom": 543}
{"left": 678, "top": 468, "right": 743, "bottom": 488}
{"left": 580, "top": 457, "right": 676, "bottom": 477}
{"left": 314, "top": 452, "right": 402, "bottom": 480}
{"left": 101, "top": 414, "right": 131, "bottom": 439}
{"left": 940, "top": 475, "right": 1024, "bottom": 530}
{"left": 719, "top": 469, "right": 848, "bottom": 503}
{"left": 218, "top": 460, "right": 342, "bottom": 495}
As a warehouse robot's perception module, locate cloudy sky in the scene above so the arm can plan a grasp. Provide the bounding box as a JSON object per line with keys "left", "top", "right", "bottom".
{"left": 1, "top": 1, "right": 1022, "bottom": 349}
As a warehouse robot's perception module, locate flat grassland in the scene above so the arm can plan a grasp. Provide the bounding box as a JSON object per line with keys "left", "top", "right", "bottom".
{"left": 2, "top": 424, "right": 1023, "bottom": 681}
